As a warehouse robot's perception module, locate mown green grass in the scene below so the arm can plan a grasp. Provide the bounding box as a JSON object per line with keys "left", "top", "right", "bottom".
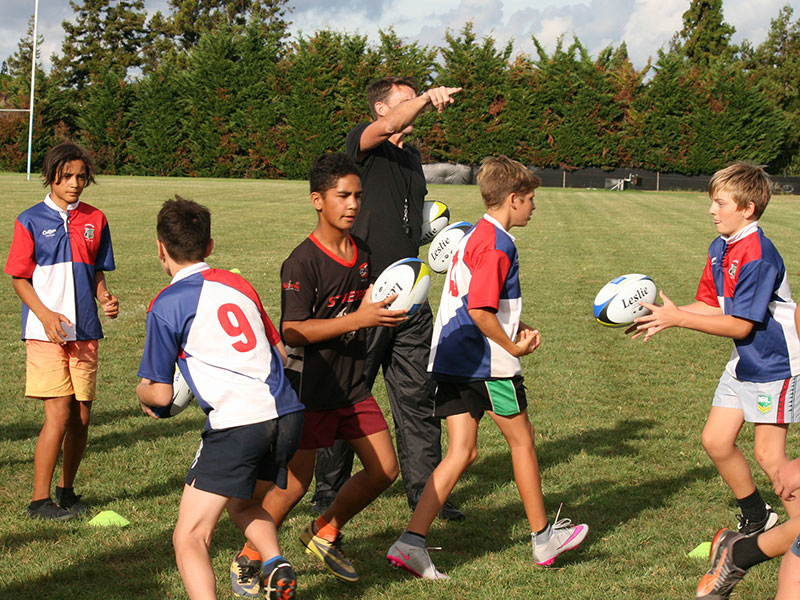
{"left": 1, "top": 173, "right": 799, "bottom": 599}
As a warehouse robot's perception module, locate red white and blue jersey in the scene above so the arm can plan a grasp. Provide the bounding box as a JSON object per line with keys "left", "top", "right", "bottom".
{"left": 5, "top": 195, "right": 115, "bottom": 341}
{"left": 138, "top": 263, "right": 304, "bottom": 430}
{"left": 696, "top": 222, "right": 800, "bottom": 382}
{"left": 429, "top": 215, "right": 523, "bottom": 381}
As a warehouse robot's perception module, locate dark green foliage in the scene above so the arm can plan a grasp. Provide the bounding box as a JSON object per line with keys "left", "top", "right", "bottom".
{"left": 52, "top": 0, "right": 150, "bottom": 91}
{"left": 274, "top": 30, "right": 381, "bottom": 179}
{"left": 423, "top": 23, "right": 514, "bottom": 164}
{"left": 0, "top": 0, "right": 798, "bottom": 177}
{"left": 125, "top": 63, "right": 188, "bottom": 176}
{"left": 78, "top": 69, "right": 133, "bottom": 175}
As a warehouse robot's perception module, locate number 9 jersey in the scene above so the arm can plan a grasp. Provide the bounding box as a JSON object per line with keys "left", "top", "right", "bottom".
{"left": 138, "top": 263, "right": 304, "bottom": 430}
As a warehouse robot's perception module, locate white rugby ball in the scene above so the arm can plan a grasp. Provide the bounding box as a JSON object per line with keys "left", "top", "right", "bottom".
{"left": 152, "top": 366, "right": 195, "bottom": 418}
{"left": 372, "top": 258, "right": 431, "bottom": 316}
{"left": 427, "top": 221, "right": 472, "bottom": 274}
{"left": 593, "top": 273, "right": 657, "bottom": 327}
{"left": 420, "top": 201, "right": 450, "bottom": 246}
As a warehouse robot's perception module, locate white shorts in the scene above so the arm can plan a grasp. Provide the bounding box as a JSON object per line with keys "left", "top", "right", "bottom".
{"left": 713, "top": 371, "right": 800, "bottom": 424}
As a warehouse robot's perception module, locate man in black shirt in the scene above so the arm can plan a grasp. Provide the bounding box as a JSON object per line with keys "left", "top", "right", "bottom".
{"left": 312, "top": 77, "right": 464, "bottom": 520}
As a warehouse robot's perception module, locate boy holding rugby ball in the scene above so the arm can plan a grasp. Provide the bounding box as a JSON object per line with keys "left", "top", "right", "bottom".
{"left": 229, "top": 153, "right": 406, "bottom": 595}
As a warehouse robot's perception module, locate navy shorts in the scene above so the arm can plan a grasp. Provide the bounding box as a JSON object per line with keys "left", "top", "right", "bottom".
{"left": 185, "top": 411, "right": 304, "bottom": 499}
{"left": 434, "top": 376, "right": 527, "bottom": 420}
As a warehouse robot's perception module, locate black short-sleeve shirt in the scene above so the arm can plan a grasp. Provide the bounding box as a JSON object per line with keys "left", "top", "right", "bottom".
{"left": 346, "top": 122, "right": 427, "bottom": 278}
{"left": 280, "top": 234, "right": 372, "bottom": 411}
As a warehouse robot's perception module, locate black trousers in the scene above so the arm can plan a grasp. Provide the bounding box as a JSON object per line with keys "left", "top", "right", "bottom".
{"left": 311, "top": 303, "right": 442, "bottom": 507}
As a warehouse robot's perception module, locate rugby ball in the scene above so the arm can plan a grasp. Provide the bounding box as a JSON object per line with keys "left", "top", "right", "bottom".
{"left": 372, "top": 258, "right": 431, "bottom": 316}
{"left": 593, "top": 273, "right": 657, "bottom": 327}
{"left": 420, "top": 201, "right": 450, "bottom": 246}
{"left": 152, "top": 366, "right": 195, "bottom": 418}
{"left": 427, "top": 221, "right": 472, "bottom": 274}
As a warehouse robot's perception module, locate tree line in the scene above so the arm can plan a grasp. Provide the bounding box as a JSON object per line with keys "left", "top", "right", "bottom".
{"left": 1, "top": 0, "right": 799, "bottom": 180}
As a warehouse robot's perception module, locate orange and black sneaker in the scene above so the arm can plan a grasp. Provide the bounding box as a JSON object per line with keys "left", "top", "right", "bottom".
{"left": 263, "top": 560, "right": 296, "bottom": 600}
{"left": 696, "top": 528, "right": 748, "bottom": 599}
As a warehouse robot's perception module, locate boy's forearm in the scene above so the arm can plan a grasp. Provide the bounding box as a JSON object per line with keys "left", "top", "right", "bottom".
{"left": 12, "top": 277, "right": 53, "bottom": 320}
{"left": 282, "top": 313, "right": 362, "bottom": 347}
{"left": 674, "top": 310, "right": 754, "bottom": 339}
{"left": 468, "top": 307, "right": 519, "bottom": 356}
{"left": 94, "top": 270, "right": 108, "bottom": 299}
{"left": 136, "top": 378, "right": 173, "bottom": 407}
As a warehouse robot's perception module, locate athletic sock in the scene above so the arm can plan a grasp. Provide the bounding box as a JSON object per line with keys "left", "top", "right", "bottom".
{"left": 532, "top": 523, "right": 552, "bottom": 544}
{"left": 736, "top": 489, "right": 768, "bottom": 522}
{"left": 262, "top": 555, "right": 287, "bottom": 573}
{"left": 731, "top": 535, "right": 771, "bottom": 570}
{"left": 239, "top": 542, "right": 262, "bottom": 563}
{"left": 399, "top": 530, "right": 426, "bottom": 548}
{"left": 314, "top": 516, "right": 341, "bottom": 543}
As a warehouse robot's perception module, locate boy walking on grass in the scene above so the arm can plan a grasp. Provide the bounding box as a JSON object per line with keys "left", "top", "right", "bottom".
{"left": 137, "top": 197, "right": 304, "bottom": 600}
{"left": 696, "top": 303, "right": 800, "bottom": 600}
{"left": 386, "top": 155, "right": 588, "bottom": 580}
{"left": 229, "top": 153, "right": 405, "bottom": 596}
{"left": 5, "top": 142, "right": 118, "bottom": 520}
{"left": 631, "top": 163, "right": 800, "bottom": 598}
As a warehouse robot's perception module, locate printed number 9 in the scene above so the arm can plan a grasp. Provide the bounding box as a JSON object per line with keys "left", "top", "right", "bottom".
{"left": 218, "top": 303, "right": 257, "bottom": 352}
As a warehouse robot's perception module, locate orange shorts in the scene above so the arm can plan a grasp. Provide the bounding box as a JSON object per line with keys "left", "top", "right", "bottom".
{"left": 25, "top": 339, "right": 99, "bottom": 401}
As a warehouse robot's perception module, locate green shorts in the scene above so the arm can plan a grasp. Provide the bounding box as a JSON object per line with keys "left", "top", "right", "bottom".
{"left": 433, "top": 376, "right": 527, "bottom": 419}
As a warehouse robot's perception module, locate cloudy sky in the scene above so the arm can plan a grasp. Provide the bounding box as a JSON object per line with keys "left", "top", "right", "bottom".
{"left": 2, "top": 0, "right": 798, "bottom": 72}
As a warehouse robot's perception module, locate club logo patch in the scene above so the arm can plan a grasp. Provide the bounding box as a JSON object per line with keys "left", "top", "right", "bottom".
{"left": 728, "top": 259, "right": 739, "bottom": 279}
{"left": 84, "top": 224, "right": 95, "bottom": 241}
{"left": 757, "top": 394, "right": 772, "bottom": 414}
{"left": 42, "top": 228, "right": 57, "bottom": 238}
{"left": 359, "top": 262, "right": 368, "bottom": 278}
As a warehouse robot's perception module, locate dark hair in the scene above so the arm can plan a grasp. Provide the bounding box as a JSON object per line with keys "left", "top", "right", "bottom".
{"left": 309, "top": 153, "right": 361, "bottom": 194}
{"left": 157, "top": 196, "right": 211, "bottom": 263}
{"left": 366, "top": 76, "right": 420, "bottom": 119}
{"left": 42, "top": 142, "right": 95, "bottom": 188}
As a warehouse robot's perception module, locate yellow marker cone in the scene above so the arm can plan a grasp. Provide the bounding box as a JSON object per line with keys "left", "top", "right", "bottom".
{"left": 89, "top": 510, "right": 130, "bottom": 528}
{"left": 688, "top": 541, "right": 711, "bottom": 558}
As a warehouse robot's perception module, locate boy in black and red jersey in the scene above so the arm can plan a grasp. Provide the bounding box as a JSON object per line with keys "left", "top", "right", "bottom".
{"left": 230, "top": 153, "right": 406, "bottom": 596}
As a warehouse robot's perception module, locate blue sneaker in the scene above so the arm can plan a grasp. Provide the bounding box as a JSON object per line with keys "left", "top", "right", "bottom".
{"left": 230, "top": 553, "right": 261, "bottom": 599}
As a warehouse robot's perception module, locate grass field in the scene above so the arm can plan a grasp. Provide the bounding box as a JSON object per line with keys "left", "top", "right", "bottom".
{"left": 1, "top": 172, "right": 799, "bottom": 600}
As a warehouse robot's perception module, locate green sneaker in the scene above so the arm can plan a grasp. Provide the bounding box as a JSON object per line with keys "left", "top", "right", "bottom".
{"left": 299, "top": 522, "right": 358, "bottom": 582}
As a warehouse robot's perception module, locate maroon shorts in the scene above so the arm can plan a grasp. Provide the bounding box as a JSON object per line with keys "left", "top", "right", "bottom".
{"left": 298, "top": 396, "right": 389, "bottom": 449}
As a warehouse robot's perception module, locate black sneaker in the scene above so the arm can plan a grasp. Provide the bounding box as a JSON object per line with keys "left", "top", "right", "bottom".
{"left": 55, "top": 487, "right": 88, "bottom": 516}
{"left": 27, "top": 499, "right": 76, "bottom": 521}
{"left": 263, "top": 560, "right": 297, "bottom": 600}
{"left": 311, "top": 496, "right": 334, "bottom": 515}
{"left": 736, "top": 504, "right": 778, "bottom": 536}
{"left": 438, "top": 500, "right": 465, "bottom": 521}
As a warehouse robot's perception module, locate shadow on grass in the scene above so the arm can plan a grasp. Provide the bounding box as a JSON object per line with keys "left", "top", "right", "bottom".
{"left": 0, "top": 530, "right": 178, "bottom": 599}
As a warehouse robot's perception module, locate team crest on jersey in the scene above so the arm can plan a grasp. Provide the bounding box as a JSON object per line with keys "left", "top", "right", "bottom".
{"left": 84, "top": 224, "right": 95, "bottom": 241}
{"left": 359, "top": 262, "right": 368, "bottom": 279}
{"left": 42, "top": 228, "right": 57, "bottom": 238}
{"left": 711, "top": 257, "right": 717, "bottom": 265}
{"left": 283, "top": 280, "right": 301, "bottom": 292}
{"left": 728, "top": 259, "right": 739, "bottom": 279}
{"left": 757, "top": 394, "right": 772, "bottom": 414}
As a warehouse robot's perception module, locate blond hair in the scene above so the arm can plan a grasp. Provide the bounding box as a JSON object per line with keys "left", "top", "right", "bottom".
{"left": 476, "top": 156, "right": 540, "bottom": 209}
{"left": 709, "top": 163, "right": 772, "bottom": 219}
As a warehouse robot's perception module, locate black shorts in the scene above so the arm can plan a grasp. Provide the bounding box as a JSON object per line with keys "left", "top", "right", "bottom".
{"left": 434, "top": 376, "right": 527, "bottom": 420}
{"left": 185, "top": 411, "right": 304, "bottom": 499}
